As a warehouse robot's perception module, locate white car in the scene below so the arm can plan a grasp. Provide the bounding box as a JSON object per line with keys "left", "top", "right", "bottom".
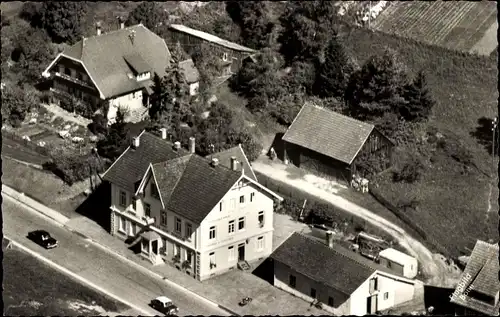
{"left": 150, "top": 296, "right": 179, "bottom": 316}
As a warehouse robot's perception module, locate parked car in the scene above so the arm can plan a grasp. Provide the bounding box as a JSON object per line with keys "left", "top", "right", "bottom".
{"left": 150, "top": 296, "right": 179, "bottom": 316}
{"left": 28, "top": 230, "right": 58, "bottom": 249}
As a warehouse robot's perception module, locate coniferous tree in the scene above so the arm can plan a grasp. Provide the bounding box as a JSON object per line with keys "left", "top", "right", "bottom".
{"left": 38, "top": 1, "right": 87, "bottom": 44}
{"left": 315, "top": 37, "right": 355, "bottom": 98}
{"left": 401, "top": 71, "right": 434, "bottom": 122}
{"left": 96, "top": 109, "right": 129, "bottom": 160}
{"left": 126, "top": 2, "right": 168, "bottom": 32}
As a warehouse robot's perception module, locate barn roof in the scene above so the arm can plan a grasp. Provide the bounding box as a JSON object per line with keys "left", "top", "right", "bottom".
{"left": 282, "top": 103, "right": 375, "bottom": 165}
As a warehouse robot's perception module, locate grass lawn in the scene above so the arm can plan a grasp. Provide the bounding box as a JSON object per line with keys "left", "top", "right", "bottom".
{"left": 3, "top": 239, "right": 128, "bottom": 315}
{"left": 2, "top": 157, "right": 87, "bottom": 218}
{"left": 338, "top": 23, "right": 498, "bottom": 258}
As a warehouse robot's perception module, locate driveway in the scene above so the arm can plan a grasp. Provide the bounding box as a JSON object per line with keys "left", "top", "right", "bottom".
{"left": 251, "top": 157, "right": 462, "bottom": 288}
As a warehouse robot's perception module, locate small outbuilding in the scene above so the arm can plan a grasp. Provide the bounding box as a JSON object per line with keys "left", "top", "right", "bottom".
{"left": 378, "top": 248, "right": 418, "bottom": 279}
{"left": 282, "top": 103, "right": 394, "bottom": 185}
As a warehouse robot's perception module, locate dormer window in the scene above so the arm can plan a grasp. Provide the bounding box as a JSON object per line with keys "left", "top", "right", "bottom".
{"left": 136, "top": 71, "right": 151, "bottom": 82}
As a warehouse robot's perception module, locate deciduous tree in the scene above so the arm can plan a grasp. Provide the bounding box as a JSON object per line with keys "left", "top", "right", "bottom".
{"left": 126, "top": 2, "right": 168, "bottom": 32}
{"left": 38, "top": 1, "right": 87, "bottom": 44}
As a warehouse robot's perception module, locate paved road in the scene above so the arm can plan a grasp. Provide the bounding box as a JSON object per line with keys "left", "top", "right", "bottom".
{"left": 3, "top": 197, "right": 229, "bottom": 317}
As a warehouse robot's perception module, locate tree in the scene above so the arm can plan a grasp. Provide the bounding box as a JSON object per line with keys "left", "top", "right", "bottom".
{"left": 126, "top": 2, "right": 168, "bottom": 32}
{"left": 278, "top": 1, "right": 338, "bottom": 63}
{"left": 96, "top": 109, "right": 129, "bottom": 160}
{"left": 1, "top": 85, "right": 33, "bottom": 127}
{"left": 19, "top": 2, "right": 42, "bottom": 26}
{"left": 286, "top": 60, "right": 317, "bottom": 95}
{"left": 148, "top": 56, "right": 189, "bottom": 132}
{"left": 401, "top": 71, "right": 435, "bottom": 122}
{"left": 191, "top": 42, "right": 223, "bottom": 94}
{"left": 345, "top": 49, "right": 410, "bottom": 120}
{"left": 226, "top": 1, "right": 274, "bottom": 49}
{"left": 38, "top": 1, "right": 87, "bottom": 44}
{"left": 315, "top": 37, "right": 355, "bottom": 98}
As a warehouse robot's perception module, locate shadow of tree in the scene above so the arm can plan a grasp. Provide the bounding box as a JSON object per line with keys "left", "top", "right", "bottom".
{"left": 74, "top": 181, "right": 111, "bottom": 232}
{"left": 470, "top": 116, "right": 497, "bottom": 156}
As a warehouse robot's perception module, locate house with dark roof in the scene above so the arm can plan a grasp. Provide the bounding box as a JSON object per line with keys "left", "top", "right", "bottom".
{"left": 270, "top": 232, "right": 417, "bottom": 315}
{"left": 102, "top": 130, "right": 282, "bottom": 281}
{"left": 282, "top": 103, "right": 394, "bottom": 185}
{"left": 450, "top": 240, "right": 499, "bottom": 316}
{"left": 41, "top": 23, "right": 174, "bottom": 124}
{"left": 168, "top": 24, "right": 256, "bottom": 78}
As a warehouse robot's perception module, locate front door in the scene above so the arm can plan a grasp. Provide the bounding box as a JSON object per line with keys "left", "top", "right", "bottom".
{"left": 152, "top": 240, "right": 158, "bottom": 255}
{"left": 238, "top": 243, "right": 245, "bottom": 261}
{"left": 366, "top": 294, "right": 378, "bottom": 314}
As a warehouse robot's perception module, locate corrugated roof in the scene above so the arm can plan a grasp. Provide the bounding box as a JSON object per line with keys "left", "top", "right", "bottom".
{"left": 282, "top": 103, "right": 375, "bottom": 165}
{"left": 270, "top": 232, "right": 400, "bottom": 295}
{"left": 450, "top": 240, "right": 500, "bottom": 316}
{"left": 207, "top": 144, "right": 258, "bottom": 181}
{"left": 61, "top": 24, "right": 171, "bottom": 98}
{"left": 379, "top": 248, "right": 416, "bottom": 266}
{"left": 179, "top": 59, "right": 200, "bottom": 84}
{"left": 169, "top": 24, "right": 256, "bottom": 53}
{"left": 102, "top": 132, "right": 189, "bottom": 193}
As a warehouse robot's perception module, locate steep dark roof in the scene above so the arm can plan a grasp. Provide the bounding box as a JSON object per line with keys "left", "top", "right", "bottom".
{"left": 207, "top": 144, "right": 258, "bottom": 181}
{"left": 179, "top": 59, "right": 200, "bottom": 84}
{"left": 151, "top": 156, "right": 192, "bottom": 205}
{"left": 270, "top": 232, "right": 401, "bottom": 295}
{"left": 282, "top": 103, "right": 375, "bottom": 165}
{"left": 165, "top": 155, "right": 242, "bottom": 224}
{"left": 450, "top": 240, "right": 500, "bottom": 315}
{"left": 169, "top": 24, "right": 256, "bottom": 53}
{"left": 124, "top": 53, "right": 152, "bottom": 74}
{"left": 60, "top": 24, "right": 171, "bottom": 98}
{"left": 102, "top": 132, "right": 189, "bottom": 192}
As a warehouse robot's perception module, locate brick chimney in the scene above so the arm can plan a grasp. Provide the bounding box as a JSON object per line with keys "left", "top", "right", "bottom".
{"left": 189, "top": 137, "right": 195, "bottom": 154}
{"left": 160, "top": 128, "right": 167, "bottom": 140}
{"left": 230, "top": 156, "right": 238, "bottom": 171}
{"left": 325, "top": 231, "right": 334, "bottom": 248}
{"left": 173, "top": 141, "right": 181, "bottom": 151}
{"left": 96, "top": 22, "right": 102, "bottom": 36}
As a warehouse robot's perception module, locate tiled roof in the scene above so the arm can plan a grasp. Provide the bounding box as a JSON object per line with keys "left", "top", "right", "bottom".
{"left": 124, "top": 53, "right": 152, "bottom": 74}
{"left": 151, "top": 156, "right": 192, "bottom": 205}
{"left": 450, "top": 240, "right": 500, "bottom": 316}
{"left": 169, "top": 24, "right": 256, "bottom": 53}
{"left": 282, "top": 103, "right": 375, "bottom": 165}
{"left": 179, "top": 59, "right": 200, "bottom": 84}
{"left": 102, "top": 132, "right": 189, "bottom": 192}
{"left": 206, "top": 144, "right": 258, "bottom": 181}
{"left": 270, "top": 232, "right": 400, "bottom": 295}
{"left": 61, "top": 24, "right": 171, "bottom": 98}
{"left": 166, "top": 155, "right": 242, "bottom": 224}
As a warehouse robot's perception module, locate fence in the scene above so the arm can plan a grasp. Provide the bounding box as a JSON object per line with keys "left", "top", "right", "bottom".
{"left": 369, "top": 185, "right": 450, "bottom": 256}
{"left": 2, "top": 129, "right": 53, "bottom": 158}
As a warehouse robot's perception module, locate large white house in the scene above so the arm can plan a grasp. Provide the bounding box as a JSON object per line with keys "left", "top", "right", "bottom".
{"left": 102, "top": 130, "right": 282, "bottom": 281}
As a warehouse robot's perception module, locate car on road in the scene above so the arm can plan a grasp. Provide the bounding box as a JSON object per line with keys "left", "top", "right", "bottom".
{"left": 150, "top": 296, "right": 179, "bottom": 316}
{"left": 28, "top": 230, "right": 58, "bottom": 249}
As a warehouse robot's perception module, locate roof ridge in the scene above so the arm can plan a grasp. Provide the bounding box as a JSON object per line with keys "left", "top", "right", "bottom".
{"left": 306, "top": 102, "right": 374, "bottom": 128}
{"left": 86, "top": 24, "right": 144, "bottom": 41}
{"left": 296, "top": 232, "right": 379, "bottom": 273}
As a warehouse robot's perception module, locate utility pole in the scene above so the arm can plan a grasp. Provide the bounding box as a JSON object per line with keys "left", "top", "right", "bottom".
{"left": 492, "top": 117, "right": 498, "bottom": 157}
{"left": 368, "top": 1, "right": 372, "bottom": 29}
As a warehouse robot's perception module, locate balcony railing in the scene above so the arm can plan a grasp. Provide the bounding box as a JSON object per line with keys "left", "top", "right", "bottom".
{"left": 54, "top": 72, "right": 96, "bottom": 90}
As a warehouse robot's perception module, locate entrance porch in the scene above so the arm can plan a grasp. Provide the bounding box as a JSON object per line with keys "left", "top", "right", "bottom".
{"left": 140, "top": 230, "right": 164, "bottom": 266}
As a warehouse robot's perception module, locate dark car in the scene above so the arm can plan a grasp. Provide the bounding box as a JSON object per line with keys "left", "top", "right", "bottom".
{"left": 28, "top": 230, "right": 58, "bottom": 249}
{"left": 150, "top": 296, "right": 179, "bottom": 316}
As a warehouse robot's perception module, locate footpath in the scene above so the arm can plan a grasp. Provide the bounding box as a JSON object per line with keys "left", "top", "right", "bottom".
{"left": 2, "top": 184, "right": 325, "bottom": 316}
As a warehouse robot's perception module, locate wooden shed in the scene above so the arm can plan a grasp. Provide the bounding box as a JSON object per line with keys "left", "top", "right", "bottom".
{"left": 282, "top": 103, "right": 394, "bottom": 185}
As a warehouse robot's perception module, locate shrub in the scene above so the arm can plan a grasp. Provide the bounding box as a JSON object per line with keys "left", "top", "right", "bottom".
{"left": 393, "top": 154, "right": 425, "bottom": 183}
{"left": 43, "top": 152, "right": 103, "bottom": 186}
{"left": 436, "top": 136, "right": 473, "bottom": 167}
{"left": 88, "top": 114, "right": 108, "bottom": 136}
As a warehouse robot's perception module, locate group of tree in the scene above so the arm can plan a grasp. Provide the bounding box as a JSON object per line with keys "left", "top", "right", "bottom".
{"left": 125, "top": 1, "right": 168, "bottom": 33}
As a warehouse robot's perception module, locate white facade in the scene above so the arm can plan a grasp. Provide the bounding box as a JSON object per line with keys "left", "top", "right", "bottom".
{"left": 109, "top": 169, "right": 280, "bottom": 281}
{"left": 107, "top": 90, "right": 146, "bottom": 124}
{"left": 189, "top": 82, "right": 199, "bottom": 96}
{"left": 379, "top": 248, "right": 418, "bottom": 279}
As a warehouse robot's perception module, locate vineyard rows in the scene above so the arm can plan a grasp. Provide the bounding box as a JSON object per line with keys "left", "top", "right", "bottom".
{"left": 371, "top": 1, "right": 497, "bottom": 56}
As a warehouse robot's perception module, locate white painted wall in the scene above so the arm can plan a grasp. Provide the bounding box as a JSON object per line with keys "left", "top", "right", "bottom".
{"left": 189, "top": 82, "right": 199, "bottom": 96}
{"left": 107, "top": 90, "right": 145, "bottom": 124}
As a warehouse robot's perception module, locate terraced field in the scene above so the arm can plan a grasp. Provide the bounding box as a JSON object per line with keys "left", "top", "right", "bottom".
{"left": 372, "top": 1, "right": 497, "bottom": 56}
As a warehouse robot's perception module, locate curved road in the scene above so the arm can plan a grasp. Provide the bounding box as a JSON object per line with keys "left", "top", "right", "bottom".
{"left": 3, "top": 197, "right": 229, "bottom": 317}
{"left": 252, "top": 160, "right": 452, "bottom": 287}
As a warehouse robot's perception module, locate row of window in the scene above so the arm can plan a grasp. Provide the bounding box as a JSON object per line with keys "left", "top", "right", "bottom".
{"left": 58, "top": 65, "right": 89, "bottom": 83}
{"left": 219, "top": 192, "right": 256, "bottom": 212}
{"left": 209, "top": 211, "right": 264, "bottom": 240}
{"left": 208, "top": 236, "right": 265, "bottom": 268}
